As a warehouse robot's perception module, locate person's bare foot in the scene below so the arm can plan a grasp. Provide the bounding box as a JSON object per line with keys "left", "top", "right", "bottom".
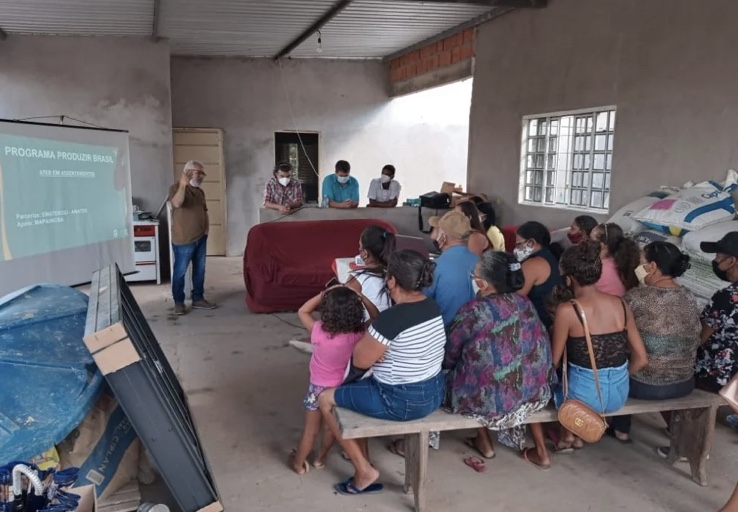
{"left": 352, "top": 465, "right": 380, "bottom": 491}
{"left": 522, "top": 447, "right": 551, "bottom": 470}
{"left": 464, "top": 435, "right": 495, "bottom": 459}
{"left": 313, "top": 452, "right": 328, "bottom": 469}
{"left": 290, "top": 450, "right": 309, "bottom": 475}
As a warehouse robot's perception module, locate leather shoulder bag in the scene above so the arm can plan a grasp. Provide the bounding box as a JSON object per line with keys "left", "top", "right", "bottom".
{"left": 557, "top": 300, "right": 608, "bottom": 443}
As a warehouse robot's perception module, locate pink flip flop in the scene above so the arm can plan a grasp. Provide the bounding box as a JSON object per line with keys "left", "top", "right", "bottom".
{"left": 464, "top": 456, "right": 487, "bottom": 473}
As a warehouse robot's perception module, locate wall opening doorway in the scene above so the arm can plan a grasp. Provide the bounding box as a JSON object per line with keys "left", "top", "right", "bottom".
{"left": 274, "top": 132, "right": 320, "bottom": 204}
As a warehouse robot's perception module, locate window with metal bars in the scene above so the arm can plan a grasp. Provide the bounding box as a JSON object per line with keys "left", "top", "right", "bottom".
{"left": 519, "top": 107, "right": 616, "bottom": 213}
{"left": 274, "top": 132, "right": 320, "bottom": 203}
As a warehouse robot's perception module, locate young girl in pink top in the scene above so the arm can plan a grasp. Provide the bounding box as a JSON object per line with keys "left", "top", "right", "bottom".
{"left": 291, "top": 286, "right": 379, "bottom": 474}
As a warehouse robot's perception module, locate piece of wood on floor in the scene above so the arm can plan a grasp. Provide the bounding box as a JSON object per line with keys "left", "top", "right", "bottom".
{"left": 99, "top": 480, "right": 141, "bottom": 512}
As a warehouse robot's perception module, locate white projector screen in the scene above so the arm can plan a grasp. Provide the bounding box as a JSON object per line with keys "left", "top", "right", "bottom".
{"left": 0, "top": 119, "right": 134, "bottom": 297}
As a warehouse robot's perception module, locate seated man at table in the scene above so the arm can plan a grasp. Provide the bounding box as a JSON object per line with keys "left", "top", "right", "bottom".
{"left": 322, "top": 160, "right": 359, "bottom": 209}
{"left": 424, "top": 211, "right": 479, "bottom": 328}
{"left": 264, "top": 162, "right": 304, "bottom": 214}
{"left": 367, "top": 164, "right": 401, "bottom": 208}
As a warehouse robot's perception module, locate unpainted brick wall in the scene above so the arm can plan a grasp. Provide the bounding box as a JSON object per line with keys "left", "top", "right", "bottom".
{"left": 389, "top": 28, "right": 475, "bottom": 83}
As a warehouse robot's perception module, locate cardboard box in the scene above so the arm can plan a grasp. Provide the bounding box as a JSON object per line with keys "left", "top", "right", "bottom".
{"left": 440, "top": 182, "right": 474, "bottom": 207}
{"left": 72, "top": 484, "right": 98, "bottom": 512}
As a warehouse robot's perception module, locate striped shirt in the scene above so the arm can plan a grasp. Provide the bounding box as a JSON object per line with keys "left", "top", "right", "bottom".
{"left": 368, "top": 298, "right": 446, "bottom": 385}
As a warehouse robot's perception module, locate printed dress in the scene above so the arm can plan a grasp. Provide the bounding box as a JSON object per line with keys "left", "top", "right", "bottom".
{"left": 443, "top": 293, "right": 554, "bottom": 449}
{"left": 695, "top": 282, "right": 738, "bottom": 391}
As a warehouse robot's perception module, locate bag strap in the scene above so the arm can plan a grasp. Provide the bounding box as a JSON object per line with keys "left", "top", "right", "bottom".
{"left": 563, "top": 300, "right": 606, "bottom": 415}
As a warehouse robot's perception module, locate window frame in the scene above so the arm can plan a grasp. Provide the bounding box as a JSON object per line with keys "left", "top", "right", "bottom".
{"left": 518, "top": 105, "right": 617, "bottom": 214}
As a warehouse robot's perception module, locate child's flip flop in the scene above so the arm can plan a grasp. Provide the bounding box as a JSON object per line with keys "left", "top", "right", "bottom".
{"left": 334, "top": 478, "right": 383, "bottom": 496}
{"left": 463, "top": 456, "right": 487, "bottom": 473}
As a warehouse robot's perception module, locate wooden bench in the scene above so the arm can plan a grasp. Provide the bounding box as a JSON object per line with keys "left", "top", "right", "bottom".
{"left": 336, "top": 390, "right": 725, "bottom": 512}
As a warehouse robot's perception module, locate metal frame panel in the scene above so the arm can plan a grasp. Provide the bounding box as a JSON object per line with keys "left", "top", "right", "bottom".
{"left": 86, "top": 265, "right": 221, "bottom": 512}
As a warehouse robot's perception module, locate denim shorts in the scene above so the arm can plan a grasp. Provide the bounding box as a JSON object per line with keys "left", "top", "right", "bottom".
{"left": 334, "top": 372, "right": 445, "bottom": 421}
{"left": 554, "top": 362, "right": 629, "bottom": 414}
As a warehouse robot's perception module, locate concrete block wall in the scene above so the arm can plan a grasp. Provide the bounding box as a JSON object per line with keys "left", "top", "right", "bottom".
{"left": 389, "top": 28, "right": 476, "bottom": 84}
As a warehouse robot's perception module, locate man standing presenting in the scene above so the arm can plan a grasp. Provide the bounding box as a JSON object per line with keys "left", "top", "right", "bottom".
{"left": 321, "top": 160, "right": 359, "bottom": 209}
{"left": 169, "top": 160, "right": 217, "bottom": 315}
{"left": 424, "top": 211, "right": 479, "bottom": 328}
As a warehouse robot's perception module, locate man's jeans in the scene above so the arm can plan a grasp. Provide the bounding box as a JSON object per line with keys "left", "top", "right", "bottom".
{"left": 172, "top": 235, "right": 207, "bottom": 305}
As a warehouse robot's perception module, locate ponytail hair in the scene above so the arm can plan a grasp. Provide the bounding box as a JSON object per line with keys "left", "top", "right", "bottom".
{"left": 360, "top": 225, "right": 396, "bottom": 273}
{"left": 478, "top": 251, "right": 525, "bottom": 293}
{"left": 644, "top": 241, "right": 691, "bottom": 278}
{"left": 387, "top": 250, "right": 435, "bottom": 292}
{"left": 594, "top": 223, "right": 640, "bottom": 290}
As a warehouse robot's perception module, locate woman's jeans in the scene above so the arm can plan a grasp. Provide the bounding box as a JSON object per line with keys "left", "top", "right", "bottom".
{"left": 555, "top": 362, "right": 629, "bottom": 414}
{"left": 334, "top": 372, "right": 445, "bottom": 422}
{"left": 609, "top": 378, "right": 695, "bottom": 434}
{"left": 171, "top": 235, "right": 208, "bottom": 305}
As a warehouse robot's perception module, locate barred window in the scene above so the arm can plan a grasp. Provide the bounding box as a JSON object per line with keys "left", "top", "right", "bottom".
{"left": 520, "top": 107, "right": 616, "bottom": 212}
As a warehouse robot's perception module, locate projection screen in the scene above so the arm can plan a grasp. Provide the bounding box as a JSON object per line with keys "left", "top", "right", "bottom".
{"left": 0, "top": 120, "right": 134, "bottom": 297}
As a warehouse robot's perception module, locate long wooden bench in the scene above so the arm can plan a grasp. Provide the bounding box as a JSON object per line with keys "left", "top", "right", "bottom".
{"left": 335, "top": 390, "right": 725, "bottom": 512}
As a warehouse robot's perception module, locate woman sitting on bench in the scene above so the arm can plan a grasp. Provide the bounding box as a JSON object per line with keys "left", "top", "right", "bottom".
{"left": 542, "top": 241, "right": 648, "bottom": 457}
{"left": 443, "top": 251, "right": 555, "bottom": 468}
{"left": 318, "top": 250, "right": 447, "bottom": 496}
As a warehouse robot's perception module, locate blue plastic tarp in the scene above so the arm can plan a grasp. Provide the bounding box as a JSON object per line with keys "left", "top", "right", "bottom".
{"left": 0, "top": 284, "right": 104, "bottom": 465}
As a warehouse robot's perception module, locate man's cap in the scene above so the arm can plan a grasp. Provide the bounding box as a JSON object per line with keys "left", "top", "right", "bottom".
{"left": 428, "top": 211, "right": 472, "bottom": 239}
{"left": 701, "top": 232, "right": 738, "bottom": 258}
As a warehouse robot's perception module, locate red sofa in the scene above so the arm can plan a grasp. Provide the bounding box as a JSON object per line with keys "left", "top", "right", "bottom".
{"left": 244, "top": 219, "right": 397, "bottom": 313}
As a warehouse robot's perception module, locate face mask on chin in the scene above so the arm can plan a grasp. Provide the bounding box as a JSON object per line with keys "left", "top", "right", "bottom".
{"left": 513, "top": 244, "right": 534, "bottom": 262}
{"left": 381, "top": 175, "right": 391, "bottom": 184}
{"left": 336, "top": 175, "right": 350, "bottom": 184}
{"left": 471, "top": 278, "right": 481, "bottom": 296}
{"left": 713, "top": 259, "right": 732, "bottom": 282}
{"left": 278, "top": 177, "right": 291, "bottom": 186}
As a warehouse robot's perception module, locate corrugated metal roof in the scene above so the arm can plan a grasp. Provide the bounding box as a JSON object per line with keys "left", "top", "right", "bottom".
{"left": 160, "top": 0, "right": 338, "bottom": 57}
{"left": 0, "top": 0, "right": 499, "bottom": 58}
{"left": 289, "top": 1, "right": 493, "bottom": 58}
{"left": 0, "top": 0, "right": 153, "bottom": 36}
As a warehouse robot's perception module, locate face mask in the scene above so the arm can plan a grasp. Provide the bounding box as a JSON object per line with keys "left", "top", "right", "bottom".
{"left": 278, "top": 177, "right": 291, "bottom": 186}
{"left": 336, "top": 175, "right": 350, "bottom": 184}
{"left": 713, "top": 260, "right": 731, "bottom": 282}
{"left": 634, "top": 264, "right": 650, "bottom": 285}
{"left": 471, "top": 278, "right": 481, "bottom": 296}
{"left": 433, "top": 232, "right": 445, "bottom": 253}
{"left": 381, "top": 175, "right": 391, "bottom": 184}
{"left": 567, "top": 231, "right": 584, "bottom": 245}
{"left": 189, "top": 178, "right": 201, "bottom": 188}
{"left": 513, "top": 244, "right": 534, "bottom": 262}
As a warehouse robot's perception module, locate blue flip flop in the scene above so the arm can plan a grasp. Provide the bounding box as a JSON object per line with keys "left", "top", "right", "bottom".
{"left": 335, "top": 478, "right": 384, "bottom": 496}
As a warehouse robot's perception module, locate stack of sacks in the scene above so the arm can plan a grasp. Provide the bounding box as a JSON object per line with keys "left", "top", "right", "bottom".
{"left": 606, "top": 188, "right": 679, "bottom": 239}
{"left": 679, "top": 220, "right": 738, "bottom": 304}
{"left": 631, "top": 170, "right": 738, "bottom": 239}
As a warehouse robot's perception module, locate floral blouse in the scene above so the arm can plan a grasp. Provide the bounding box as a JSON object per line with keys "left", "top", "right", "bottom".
{"left": 695, "top": 282, "right": 738, "bottom": 390}
{"left": 443, "top": 293, "right": 554, "bottom": 420}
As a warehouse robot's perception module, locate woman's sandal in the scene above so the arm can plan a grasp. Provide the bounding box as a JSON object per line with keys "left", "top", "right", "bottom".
{"left": 464, "top": 437, "right": 496, "bottom": 459}
{"left": 334, "top": 478, "right": 384, "bottom": 496}
{"left": 289, "top": 449, "right": 310, "bottom": 475}
{"left": 522, "top": 448, "right": 551, "bottom": 471}
{"left": 606, "top": 427, "right": 633, "bottom": 444}
{"left": 464, "top": 456, "right": 487, "bottom": 473}
{"left": 545, "top": 430, "right": 575, "bottom": 454}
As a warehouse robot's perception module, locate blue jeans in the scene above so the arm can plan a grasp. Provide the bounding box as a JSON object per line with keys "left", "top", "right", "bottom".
{"left": 554, "top": 362, "right": 629, "bottom": 414}
{"left": 334, "top": 372, "right": 445, "bottom": 421}
{"left": 171, "top": 235, "right": 207, "bottom": 305}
